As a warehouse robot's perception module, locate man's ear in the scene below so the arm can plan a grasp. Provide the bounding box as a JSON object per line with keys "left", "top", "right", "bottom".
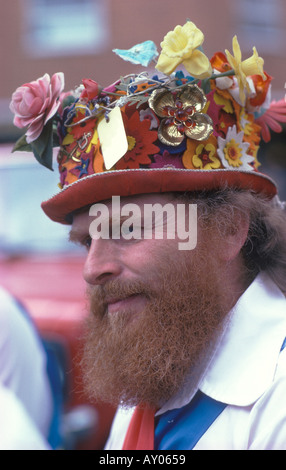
{"left": 218, "top": 210, "right": 250, "bottom": 262}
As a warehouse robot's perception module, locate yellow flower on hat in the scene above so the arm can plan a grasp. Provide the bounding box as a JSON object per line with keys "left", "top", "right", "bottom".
{"left": 156, "top": 21, "right": 212, "bottom": 79}
{"left": 225, "top": 36, "right": 266, "bottom": 105}
{"left": 217, "top": 125, "right": 254, "bottom": 170}
{"left": 183, "top": 135, "right": 220, "bottom": 170}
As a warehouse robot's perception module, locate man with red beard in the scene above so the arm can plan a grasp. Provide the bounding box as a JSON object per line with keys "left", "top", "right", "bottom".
{"left": 71, "top": 189, "right": 286, "bottom": 451}
{"left": 10, "top": 21, "right": 286, "bottom": 450}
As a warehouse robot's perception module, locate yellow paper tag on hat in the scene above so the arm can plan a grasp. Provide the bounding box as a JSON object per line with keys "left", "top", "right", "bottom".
{"left": 97, "top": 107, "right": 128, "bottom": 170}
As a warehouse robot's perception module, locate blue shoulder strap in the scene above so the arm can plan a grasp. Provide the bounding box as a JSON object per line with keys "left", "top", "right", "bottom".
{"left": 154, "top": 390, "right": 226, "bottom": 450}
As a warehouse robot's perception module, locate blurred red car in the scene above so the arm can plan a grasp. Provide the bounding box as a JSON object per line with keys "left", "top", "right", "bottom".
{"left": 0, "top": 145, "right": 115, "bottom": 449}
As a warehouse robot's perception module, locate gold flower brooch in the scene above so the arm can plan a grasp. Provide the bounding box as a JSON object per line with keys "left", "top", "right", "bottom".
{"left": 148, "top": 84, "right": 213, "bottom": 146}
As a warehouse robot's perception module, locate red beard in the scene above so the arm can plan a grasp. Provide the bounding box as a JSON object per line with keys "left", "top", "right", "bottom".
{"left": 80, "top": 247, "right": 233, "bottom": 408}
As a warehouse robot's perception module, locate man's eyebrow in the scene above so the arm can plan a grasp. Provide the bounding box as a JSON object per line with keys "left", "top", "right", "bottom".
{"left": 68, "top": 228, "right": 85, "bottom": 243}
{"left": 68, "top": 213, "right": 142, "bottom": 242}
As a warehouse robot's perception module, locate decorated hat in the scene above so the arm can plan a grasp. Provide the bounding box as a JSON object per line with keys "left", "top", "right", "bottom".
{"left": 10, "top": 21, "right": 286, "bottom": 224}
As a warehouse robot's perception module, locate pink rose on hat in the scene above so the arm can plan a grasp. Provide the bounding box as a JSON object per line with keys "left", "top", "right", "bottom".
{"left": 10, "top": 72, "right": 65, "bottom": 143}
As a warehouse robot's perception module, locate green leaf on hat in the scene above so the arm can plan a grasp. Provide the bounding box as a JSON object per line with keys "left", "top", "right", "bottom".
{"left": 12, "top": 120, "right": 54, "bottom": 170}
{"left": 52, "top": 122, "right": 61, "bottom": 148}
{"left": 11, "top": 119, "right": 58, "bottom": 171}
{"left": 12, "top": 134, "right": 32, "bottom": 153}
{"left": 200, "top": 78, "right": 212, "bottom": 95}
{"left": 30, "top": 119, "right": 54, "bottom": 171}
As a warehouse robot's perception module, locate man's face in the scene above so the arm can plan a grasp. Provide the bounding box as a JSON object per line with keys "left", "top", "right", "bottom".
{"left": 71, "top": 193, "right": 198, "bottom": 318}
{"left": 70, "top": 193, "right": 232, "bottom": 408}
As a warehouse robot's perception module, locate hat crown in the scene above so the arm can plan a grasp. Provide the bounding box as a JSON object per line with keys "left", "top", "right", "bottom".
{"left": 10, "top": 20, "right": 286, "bottom": 222}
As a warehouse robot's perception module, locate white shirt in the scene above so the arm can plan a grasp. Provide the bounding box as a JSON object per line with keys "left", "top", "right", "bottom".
{"left": 0, "top": 385, "right": 51, "bottom": 450}
{"left": 105, "top": 273, "right": 286, "bottom": 450}
{"left": 0, "top": 287, "right": 53, "bottom": 441}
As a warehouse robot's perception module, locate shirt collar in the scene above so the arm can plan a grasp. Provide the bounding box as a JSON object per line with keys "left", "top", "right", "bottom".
{"left": 200, "top": 272, "right": 286, "bottom": 405}
{"left": 158, "top": 273, "right": 286, "bottom": 414}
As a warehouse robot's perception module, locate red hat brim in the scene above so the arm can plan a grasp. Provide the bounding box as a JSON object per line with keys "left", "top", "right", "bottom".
{"left": 41, "top": 168, "right": 277, "bottom": 224}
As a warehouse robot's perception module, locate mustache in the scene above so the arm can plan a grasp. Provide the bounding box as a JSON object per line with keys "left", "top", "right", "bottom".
{"left": 87, "top": 279, "right": 157, "bottom": 306}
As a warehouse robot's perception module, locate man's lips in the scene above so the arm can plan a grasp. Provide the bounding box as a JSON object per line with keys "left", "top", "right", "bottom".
{"left": 106, "top": 293, "right": 147, "bottom": 314}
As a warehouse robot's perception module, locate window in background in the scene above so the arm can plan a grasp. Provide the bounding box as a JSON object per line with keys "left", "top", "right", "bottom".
{"left": 233, "top": 0, "right": 285, "bottom": 54}
{"left": 0, "top": 148, "right": 77, "bottom": 254}
{"left": 23, "top": 0, "right": 110, "bottom": 57}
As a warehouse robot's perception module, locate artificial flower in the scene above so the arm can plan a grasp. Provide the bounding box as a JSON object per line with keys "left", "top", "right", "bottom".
{"left": 156, "top": 21, "right": 212, "bottom": 79}
{"left": 149, "top": 84, "right": 213, "bottom": 146}
{"left": 204, "top": 90, "right": 224, "bottom": 136}
{"left": 255, "top": 99, "right": 286, "bottom": 142}
{"left": 213, "top": 70, "right": 234, "bottom": 91}
{"left": 210, "top": 52, "right": 232, "bottom": 74}
{"left": 213, "top": 90, "right": 234, "bottom": 114}
{"left": 217, "top": 125, "right": 253, "bottom": 170}
{"left": 10, "top": 72, "right": 64, "bottom": 143}
{"left": 80, "top": 79, "right": 101, "bottom": 101}
{"left": 115, "top": 110, "right": 159, "bottom": 169}
{"left": 182, "top": 135, "right": 220, "bottom": 170}
{"left": 239, "top": 110, "right": 261, "bottom": 149}
{"left": 71, "top": 154, "right": 92, "bottom": 178}
{"left": 212, "top": 87, "right": 242, "bottom": 137}
{"left": 247, "top": 72, "right": 272, "bottom": 109}
{"left": 139, "top": 108, "right": 159, "bottom": 129}
{"left": 174, "top": 71, "right": 194, "bottom": 86}
{"left": 225, "top": 36, "right": 266, "bottom": 105}
{"left": 228, "top": 76, "right": 257, "bottom": 108}
{"left": 210, "top": 53, "right": 234, "bottom": 92}
{"left": 113, "top": 40, "right": 158, "bottom": 67}
{"left": 150, "top": 150, "right": 184, "bottom": 169}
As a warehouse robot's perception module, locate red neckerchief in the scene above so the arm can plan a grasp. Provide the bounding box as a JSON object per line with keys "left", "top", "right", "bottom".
{"left": 122, "top": 405, "right": 155, "bottom": 450}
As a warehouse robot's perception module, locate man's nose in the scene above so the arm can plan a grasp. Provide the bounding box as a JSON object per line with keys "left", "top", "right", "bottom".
{"left": 83, "top": 238, "right": 122, "bottom": 286}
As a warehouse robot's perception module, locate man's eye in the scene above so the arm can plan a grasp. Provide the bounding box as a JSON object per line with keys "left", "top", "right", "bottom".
{"left": 82, "top": 236, "right": 92, "bottom": 249}
{"left": 120, "top": 223, "right": 142, "bottom": 239}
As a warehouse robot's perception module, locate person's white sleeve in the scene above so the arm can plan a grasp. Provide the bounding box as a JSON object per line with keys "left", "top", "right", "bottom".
{"left": 0, "top": 287, "right": 53, "bottom": 437}
{"left": 0, "top": 385, "right": 51, "bottom": 450}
